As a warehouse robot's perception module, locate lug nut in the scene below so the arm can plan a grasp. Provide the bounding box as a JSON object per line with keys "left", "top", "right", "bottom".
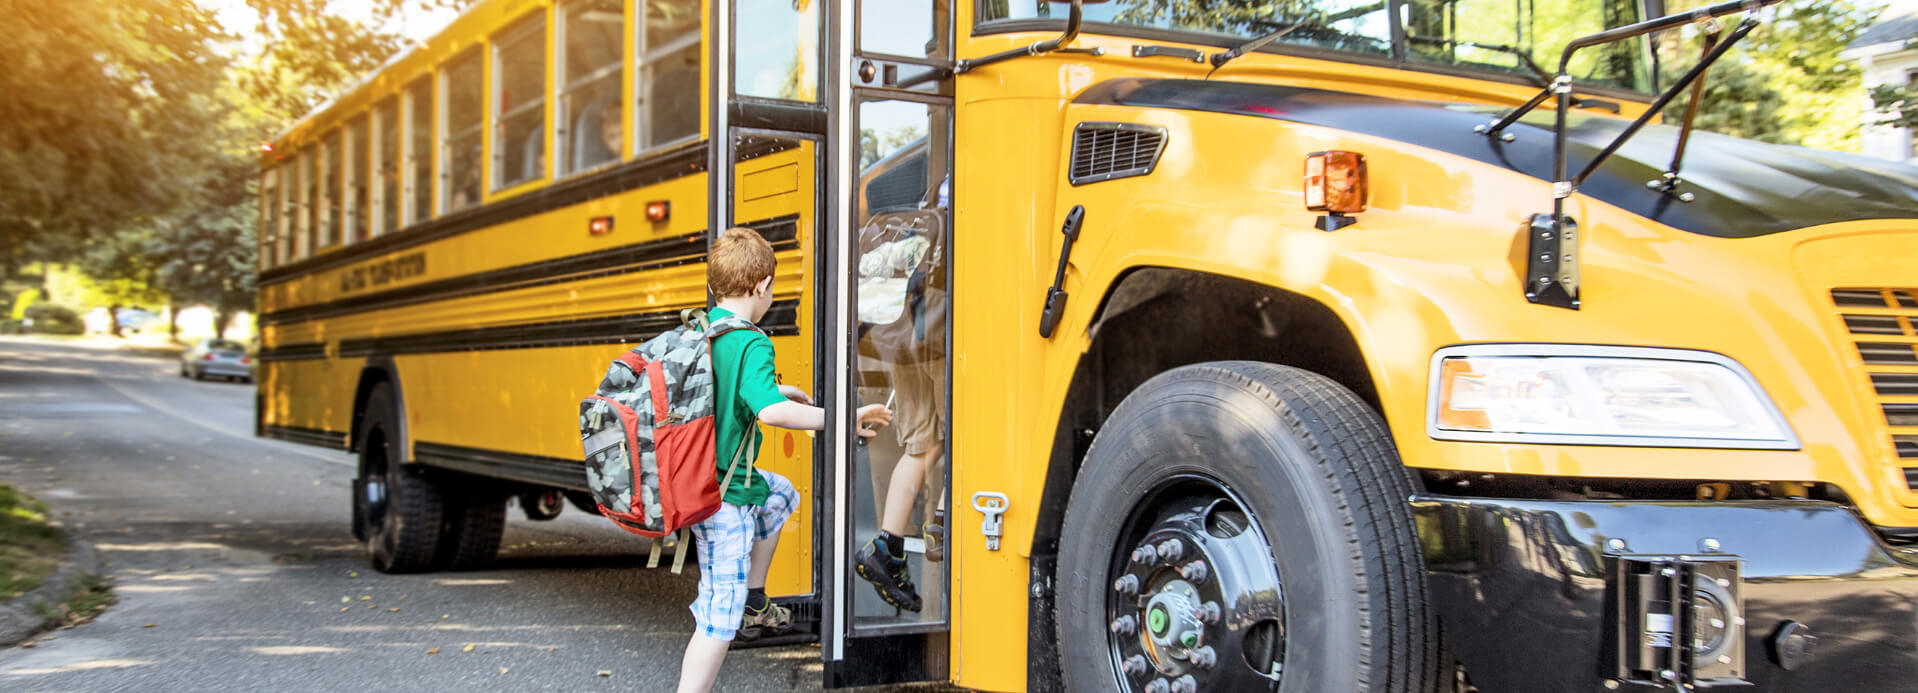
{"left": 1114, "top": 574, "right": 1140, "bottom": 595}
{"left": 1132, "top": 544, "right": 1159, "bottom": 565}
{"left": 1170, "top": 674, "right": 1198, "bottom": 693}
{"left": 1179, "top": 560, "right": 1208, "bottom": 584}
{"left": 1179, "top": 631, "right": 1200, "bottom": 649}
{"left": 1189, "top": 646, "right": 1217, "bottom": 669}
{"left": 1145, "top": 678, "right": 1171, "bottom": 693}
{"left": 1199, "top": 601, "right": 1221, "bottom": 624}
{"left": 1110, "top": 615, "right": 1137, "bottom": 636}
{"left": 1157, "top": 538, "right": 1185, "bottom": 562}
{"left": 1123, "top": 654, "right": 1150, "bottom": 677}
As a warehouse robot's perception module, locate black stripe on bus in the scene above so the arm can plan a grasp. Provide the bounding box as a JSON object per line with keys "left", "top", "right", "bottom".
{"left": 320, "top": 299, "right": 800, "bottom": 359}
{"left": 260, "top": 142, "right": 710, "bottom": 288}
{"left": 262, "top": 214, "right": 799, "bottom": 328}
{"left": 257, "top": 343, "right": 329, "bottom": 361}
{"left": 414, "top": 441, "right": 588, "bottom": 491}
{"left": 260, "top": 232, "right": 709, "bottom": 327}
{"left": 261, "top": 424, "right": 347, "bottom": 450}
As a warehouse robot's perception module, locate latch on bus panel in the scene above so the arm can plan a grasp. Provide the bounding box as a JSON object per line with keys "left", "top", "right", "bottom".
{"left": 973, "top": 491, "right": 1009, "bottom": 551}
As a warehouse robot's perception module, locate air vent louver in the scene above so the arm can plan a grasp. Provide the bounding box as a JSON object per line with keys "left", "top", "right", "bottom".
{"left": 1069, "top": 122, "right": 1167, "bottom": 186}
{"left": 1828, "top": 288, "right": 1918, "bottom": 478}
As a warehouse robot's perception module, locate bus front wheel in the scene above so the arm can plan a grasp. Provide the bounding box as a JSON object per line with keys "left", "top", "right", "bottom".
{"left": 356, "top": 383, "right": 447, "bottom": 574}
{"left": 1056, "top": 362, "right": 1442, "bottom": 693}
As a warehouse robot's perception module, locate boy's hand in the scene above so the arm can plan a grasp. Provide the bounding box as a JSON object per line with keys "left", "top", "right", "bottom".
{"left": 855, "top": 404, "right": 894, "bottom": 438}
{"left": 779, "top": 384, "right": 813, "bottom": 406}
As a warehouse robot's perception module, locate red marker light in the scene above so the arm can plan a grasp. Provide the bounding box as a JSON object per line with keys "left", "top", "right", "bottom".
{"left": 1304, "top": 151, "right": 1367, "bottom": 214}
{"left": 588, "top": 216, "right": 614, "bottom": 235}
{"left": 645, "top": 200, "right": 670, "bottom": 222}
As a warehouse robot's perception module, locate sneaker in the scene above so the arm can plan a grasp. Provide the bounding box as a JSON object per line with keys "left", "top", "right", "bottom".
{"left": 923, "top": 517, "right": 945, "bottom": 564}
{"left": 737, "top": 598, "right": 794, "bottom": 642}
{"left": 854, "top": 535, "right": 922, "bottom": 612}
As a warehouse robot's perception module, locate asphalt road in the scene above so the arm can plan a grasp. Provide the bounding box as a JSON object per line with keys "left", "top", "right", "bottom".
{"left": 0, "top": 337, "right": 958, "bottom": 692}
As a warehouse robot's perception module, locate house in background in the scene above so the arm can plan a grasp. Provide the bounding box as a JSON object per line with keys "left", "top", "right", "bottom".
{"left": 1844, "top": 5, "right": 1918, "bottom": 163}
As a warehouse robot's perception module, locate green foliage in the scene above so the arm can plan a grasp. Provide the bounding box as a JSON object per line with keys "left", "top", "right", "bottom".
{"left": 9, "top": 288, "right": 40, "bottom": 321}
{"left": 1869, "top": 82, "right": 1918, "bottom": 130}
{"left": 23, "top": 303, "right": 84, "bottom": 335}
{"left": 1657, "top": 0, "right": 1884, "bottom": 150}
{"left": 0, "top": 482, "right": 65, "bottom": 601}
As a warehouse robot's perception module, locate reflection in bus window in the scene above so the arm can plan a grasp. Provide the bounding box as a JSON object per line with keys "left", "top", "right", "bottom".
{"left": 321, "top": 130, "right": 341, "bottom": 248}
{"left": 1402, "top": 0, "right": 1649, "bottom": 91}
{"left": 859, "top": 0, "right": 948, "bottom": 59}
{"left": 851, "top": 99, "right": 952, "bottom": 627}
{"left": 375, "top": 98, "right": 399, "bottom": 237}
{"left": 494, "top": 15, "right": 547, "bottom": 190}
{"left": 347, "top": 115, "right": 369, "bottom": 244}
{"left": 560, "top": 0, "right": 624, "bottom": 175}
{"left": 443, "top": 51, "right": 482, "bottom": 212}
{"left": 405, "top": 78, "right": 434, "bottom": 224}
{"left": 640, "top": 0, "right": 699, "bottom": 149}
{"left": 735, "top": 0, "right": 819, "bottom": 101}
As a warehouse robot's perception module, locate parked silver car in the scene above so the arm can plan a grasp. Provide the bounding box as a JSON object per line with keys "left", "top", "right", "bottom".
{"left": 180, "top": 339, "right": 253, "bottom": 382}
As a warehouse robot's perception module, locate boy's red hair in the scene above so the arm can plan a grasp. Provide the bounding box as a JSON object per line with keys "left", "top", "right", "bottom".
{"left": 709, "top": 226, "right": 777, "bottom": 298}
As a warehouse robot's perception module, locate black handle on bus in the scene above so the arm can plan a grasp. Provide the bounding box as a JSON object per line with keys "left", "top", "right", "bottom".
{"left": 1038, "top": 205, "right": 1086, "bottom": 339}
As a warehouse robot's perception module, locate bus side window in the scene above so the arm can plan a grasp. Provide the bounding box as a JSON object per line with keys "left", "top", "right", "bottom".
{"left": 560, "top": 0, "right": 623, "bottom": 175}
{"left": 734, "top": 0, "right": 819, "bottom": 102}
{"left": 405, "top": 77, "right": 434, "bottom": 225}
{"left": 493, "top": 13, "right": 547, "bottom": 190}
{"left": 374, "top": 98, "right": 398, "bottom": 237}
{"left": 638, "top": 0, "right": 699, "bottom": 150}
{"left": 443, "top": 50, "right": 483, "bottom": 213}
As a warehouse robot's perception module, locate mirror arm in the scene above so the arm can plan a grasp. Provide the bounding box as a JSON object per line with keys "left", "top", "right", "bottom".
{"left": 1658, "top": 21, "right": 1723, "bottom": 195}
{"left": 956, "top": 0, "right": 1084, "bottom": 74}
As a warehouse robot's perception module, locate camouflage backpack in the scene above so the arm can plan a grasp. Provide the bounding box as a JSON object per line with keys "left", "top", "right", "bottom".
{"left": 578, "top": 309, "right": 762, "bottom": 572}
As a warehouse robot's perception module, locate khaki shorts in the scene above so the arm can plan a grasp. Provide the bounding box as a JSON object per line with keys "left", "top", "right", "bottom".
{"left": 889, "top": 358, "right": 947, "bottom": 457}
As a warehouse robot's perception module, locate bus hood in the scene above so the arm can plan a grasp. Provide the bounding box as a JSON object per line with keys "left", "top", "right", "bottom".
{"left": 1074, "top": 78, "right": 1918, "bottom": 238}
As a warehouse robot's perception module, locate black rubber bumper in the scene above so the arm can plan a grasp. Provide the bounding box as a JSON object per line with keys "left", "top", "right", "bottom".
{"left": 1411, "top": 495, "right": 1918, "bottom": 691}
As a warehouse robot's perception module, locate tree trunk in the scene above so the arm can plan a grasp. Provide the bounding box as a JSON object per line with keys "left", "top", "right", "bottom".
{"left": 108, "top": 303, "right": 123, "bottom": 337}
{"left": 214, "top": 307, "right": 232, "bottom": 340}
{"left": 167, "top": 304, "right": 180, "bottom": 343}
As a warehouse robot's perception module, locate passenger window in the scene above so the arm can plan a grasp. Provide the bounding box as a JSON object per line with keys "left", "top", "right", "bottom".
{"left": 300, "top": 148, "right": 316, "bottom": 259}
{"left": 261, "top": 167, "right": 279, "bottom": 269}
{"left": 346, "top": 116, "right": 369, "bottom": 244}
{"left": 375, "top": 98, "right": 399, "bottom": 237}
{"left": 560, "top": 0, "right": 624, "bottom": 175}
{"left": 321, "top": 130, "right": 341, "bottom": 248}
{"left": 493, "top": 14, "right": 547, "bottom": 190}
{"left": 443, "top": 50, "right": 483, "bottom": 213}
{"left": 405, "top": 78, "right": 434, "bottom": 224}
{"left": 640, "top": 0, "right": 700, "bottom": 149}
{"left": 735, "top": 0, "right": 819, "bottom": 101}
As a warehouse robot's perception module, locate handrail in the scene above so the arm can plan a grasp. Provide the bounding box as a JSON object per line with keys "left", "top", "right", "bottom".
{"left": 955, "top": 0, "right": 1083, "bottom": 74}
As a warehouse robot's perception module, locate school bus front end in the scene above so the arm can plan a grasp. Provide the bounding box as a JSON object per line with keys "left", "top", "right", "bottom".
{"left": 950, "top": 3, "right": 1918, "bottom": 692}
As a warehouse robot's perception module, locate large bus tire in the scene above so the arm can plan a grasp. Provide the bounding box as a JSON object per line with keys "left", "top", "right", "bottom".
{"left": 1056, "top": 362, "right": 1442, "bottom": 693}
{"left": 357, "top": 383, "right": 448, "bottom": 574}
{"left": 435, "top": 490, "right": 506, "bottom": 571}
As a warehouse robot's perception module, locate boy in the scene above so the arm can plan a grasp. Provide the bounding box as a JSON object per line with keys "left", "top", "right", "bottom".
{"left": 677, "top": 226, "right": 892, "bottom": 693}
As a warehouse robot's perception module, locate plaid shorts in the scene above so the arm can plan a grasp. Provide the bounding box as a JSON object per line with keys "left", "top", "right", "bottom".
{"left": 687, "top": 470, "right": 798, "bottom": 640}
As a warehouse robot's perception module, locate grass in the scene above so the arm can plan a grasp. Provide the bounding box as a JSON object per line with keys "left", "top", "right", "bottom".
{"left": 32, "top": 574, "right": 114, "bottom": 628}
{"left": 0, "top": 482, "right": 66, "bottom": 601}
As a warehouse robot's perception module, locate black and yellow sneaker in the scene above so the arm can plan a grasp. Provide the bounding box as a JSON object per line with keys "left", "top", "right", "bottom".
{"left": 737, "top": 597, "right": 794, "bottom": 642}
{"left": 854, "top": 534, "right": 922, "bottom": 612}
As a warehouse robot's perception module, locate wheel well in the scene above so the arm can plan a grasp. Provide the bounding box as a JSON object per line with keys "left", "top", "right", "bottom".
{"left": 351, "top": 357, "right": 404, "bottom": 460}
{"left": 1025, "top": 267, "right": 1380, "bottom": 690}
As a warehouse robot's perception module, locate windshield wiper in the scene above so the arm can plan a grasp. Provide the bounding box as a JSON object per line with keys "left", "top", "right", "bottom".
{"left": 1402, "top": 36, "right": 1551, "bottom": 88}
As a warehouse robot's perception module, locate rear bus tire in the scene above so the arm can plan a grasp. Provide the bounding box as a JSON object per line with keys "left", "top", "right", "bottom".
{"left": 356, "top": 383, "right": 448, "bottom": 574}
{"left": 1056, "top": 362, "right": 1442, "bottom": 693}
{"left": 436, "top": 490, "right": 507, "bottom": 571}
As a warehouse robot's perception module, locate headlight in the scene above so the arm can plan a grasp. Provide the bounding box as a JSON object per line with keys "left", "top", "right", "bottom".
{"left": 1428, "top": 345, "right": 1797, "bottom": 449}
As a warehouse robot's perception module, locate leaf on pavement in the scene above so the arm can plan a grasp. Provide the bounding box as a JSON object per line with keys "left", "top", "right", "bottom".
{"left": 498, "top": 667, "right": 509, "bottom": 675}
{"left": 142, "top": 624, "right": 156, "bottom": 628}
{"left": 348, "top": 571, "right": 358, "bottom": 578}
{"left": 597, "top": 670, "right": 612, "bottom": 678}
{"left": 360, "top": 595, "right": 371, "bottom": 601}
{"left": 426, "top": 647, "right": 440, "bottom": 655}
{"left": 341, "top": 607, "right": 350, "bottom": 612}
{"left": 388, "top": 608, "right": 401, "bottom": 613}
{"left": 341, "top": 596, "right": 351, "bottom": 603}
{"left": 462, "top": 643, "right": 475, "bottom": 652}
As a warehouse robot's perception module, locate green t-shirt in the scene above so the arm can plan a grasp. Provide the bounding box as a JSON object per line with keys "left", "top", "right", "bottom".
{"left": 709, "top": 307, "right": 787, "bottom": 506}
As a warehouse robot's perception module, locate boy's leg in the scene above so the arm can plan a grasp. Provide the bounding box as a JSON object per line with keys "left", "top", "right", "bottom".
{"left": 679, "top": 506, "right": 752, "bottom": 692}
{"left": 739, "top": 472, "right": 800, "bottom": 639}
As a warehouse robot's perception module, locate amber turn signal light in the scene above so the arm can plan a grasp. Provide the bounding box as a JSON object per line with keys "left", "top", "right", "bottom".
{"left": 589, "top": 216, "right": 614, "bottom": 235}
{"left": 645, "top": 200, "right": 670, "bottom": 222}
{"left": 1304, "top": 151, "right": 1367, "bottom": 214}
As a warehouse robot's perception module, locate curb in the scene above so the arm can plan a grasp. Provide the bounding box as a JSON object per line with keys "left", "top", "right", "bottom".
{"left": 0, "top": 535, "right": 103, "bottom": 647}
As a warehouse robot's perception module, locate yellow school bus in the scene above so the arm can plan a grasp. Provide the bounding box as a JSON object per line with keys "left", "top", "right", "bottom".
{"left": 258, "top": 0, "right": 1918, "bottom": 690}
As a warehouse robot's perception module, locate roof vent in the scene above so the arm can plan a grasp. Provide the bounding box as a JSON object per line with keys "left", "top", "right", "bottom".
{"left": 1069, "top": 122, "right": 1167, "bottom": 186}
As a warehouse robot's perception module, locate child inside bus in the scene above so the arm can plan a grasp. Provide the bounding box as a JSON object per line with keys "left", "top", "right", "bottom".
{"left": 677, "top": 226, "right": 893, "bottom": 693}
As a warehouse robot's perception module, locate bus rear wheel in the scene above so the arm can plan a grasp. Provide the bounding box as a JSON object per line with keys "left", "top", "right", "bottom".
{"left": 356, "top": 383, "right": 447, "bottom": 574}
{"left": 1057, "top": 362, "right": 1442, "bottom": 693}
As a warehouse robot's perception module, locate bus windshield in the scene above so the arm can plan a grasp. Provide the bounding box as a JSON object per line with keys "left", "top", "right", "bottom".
{"left": 980, "top": 0, "right": 1652, "bottom": 92}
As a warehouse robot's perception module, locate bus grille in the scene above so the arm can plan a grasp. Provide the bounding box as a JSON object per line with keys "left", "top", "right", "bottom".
{"left": 1831, "top": 288, "right": 1918, "bottom": 487}
{"left": 1069, "top": 122, "right": 1167, "bottom": 186}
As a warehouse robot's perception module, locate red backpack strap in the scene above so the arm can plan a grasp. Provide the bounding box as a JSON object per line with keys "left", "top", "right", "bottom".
{"left": 615, "top": 351, "right": 646, "bottom": 373}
